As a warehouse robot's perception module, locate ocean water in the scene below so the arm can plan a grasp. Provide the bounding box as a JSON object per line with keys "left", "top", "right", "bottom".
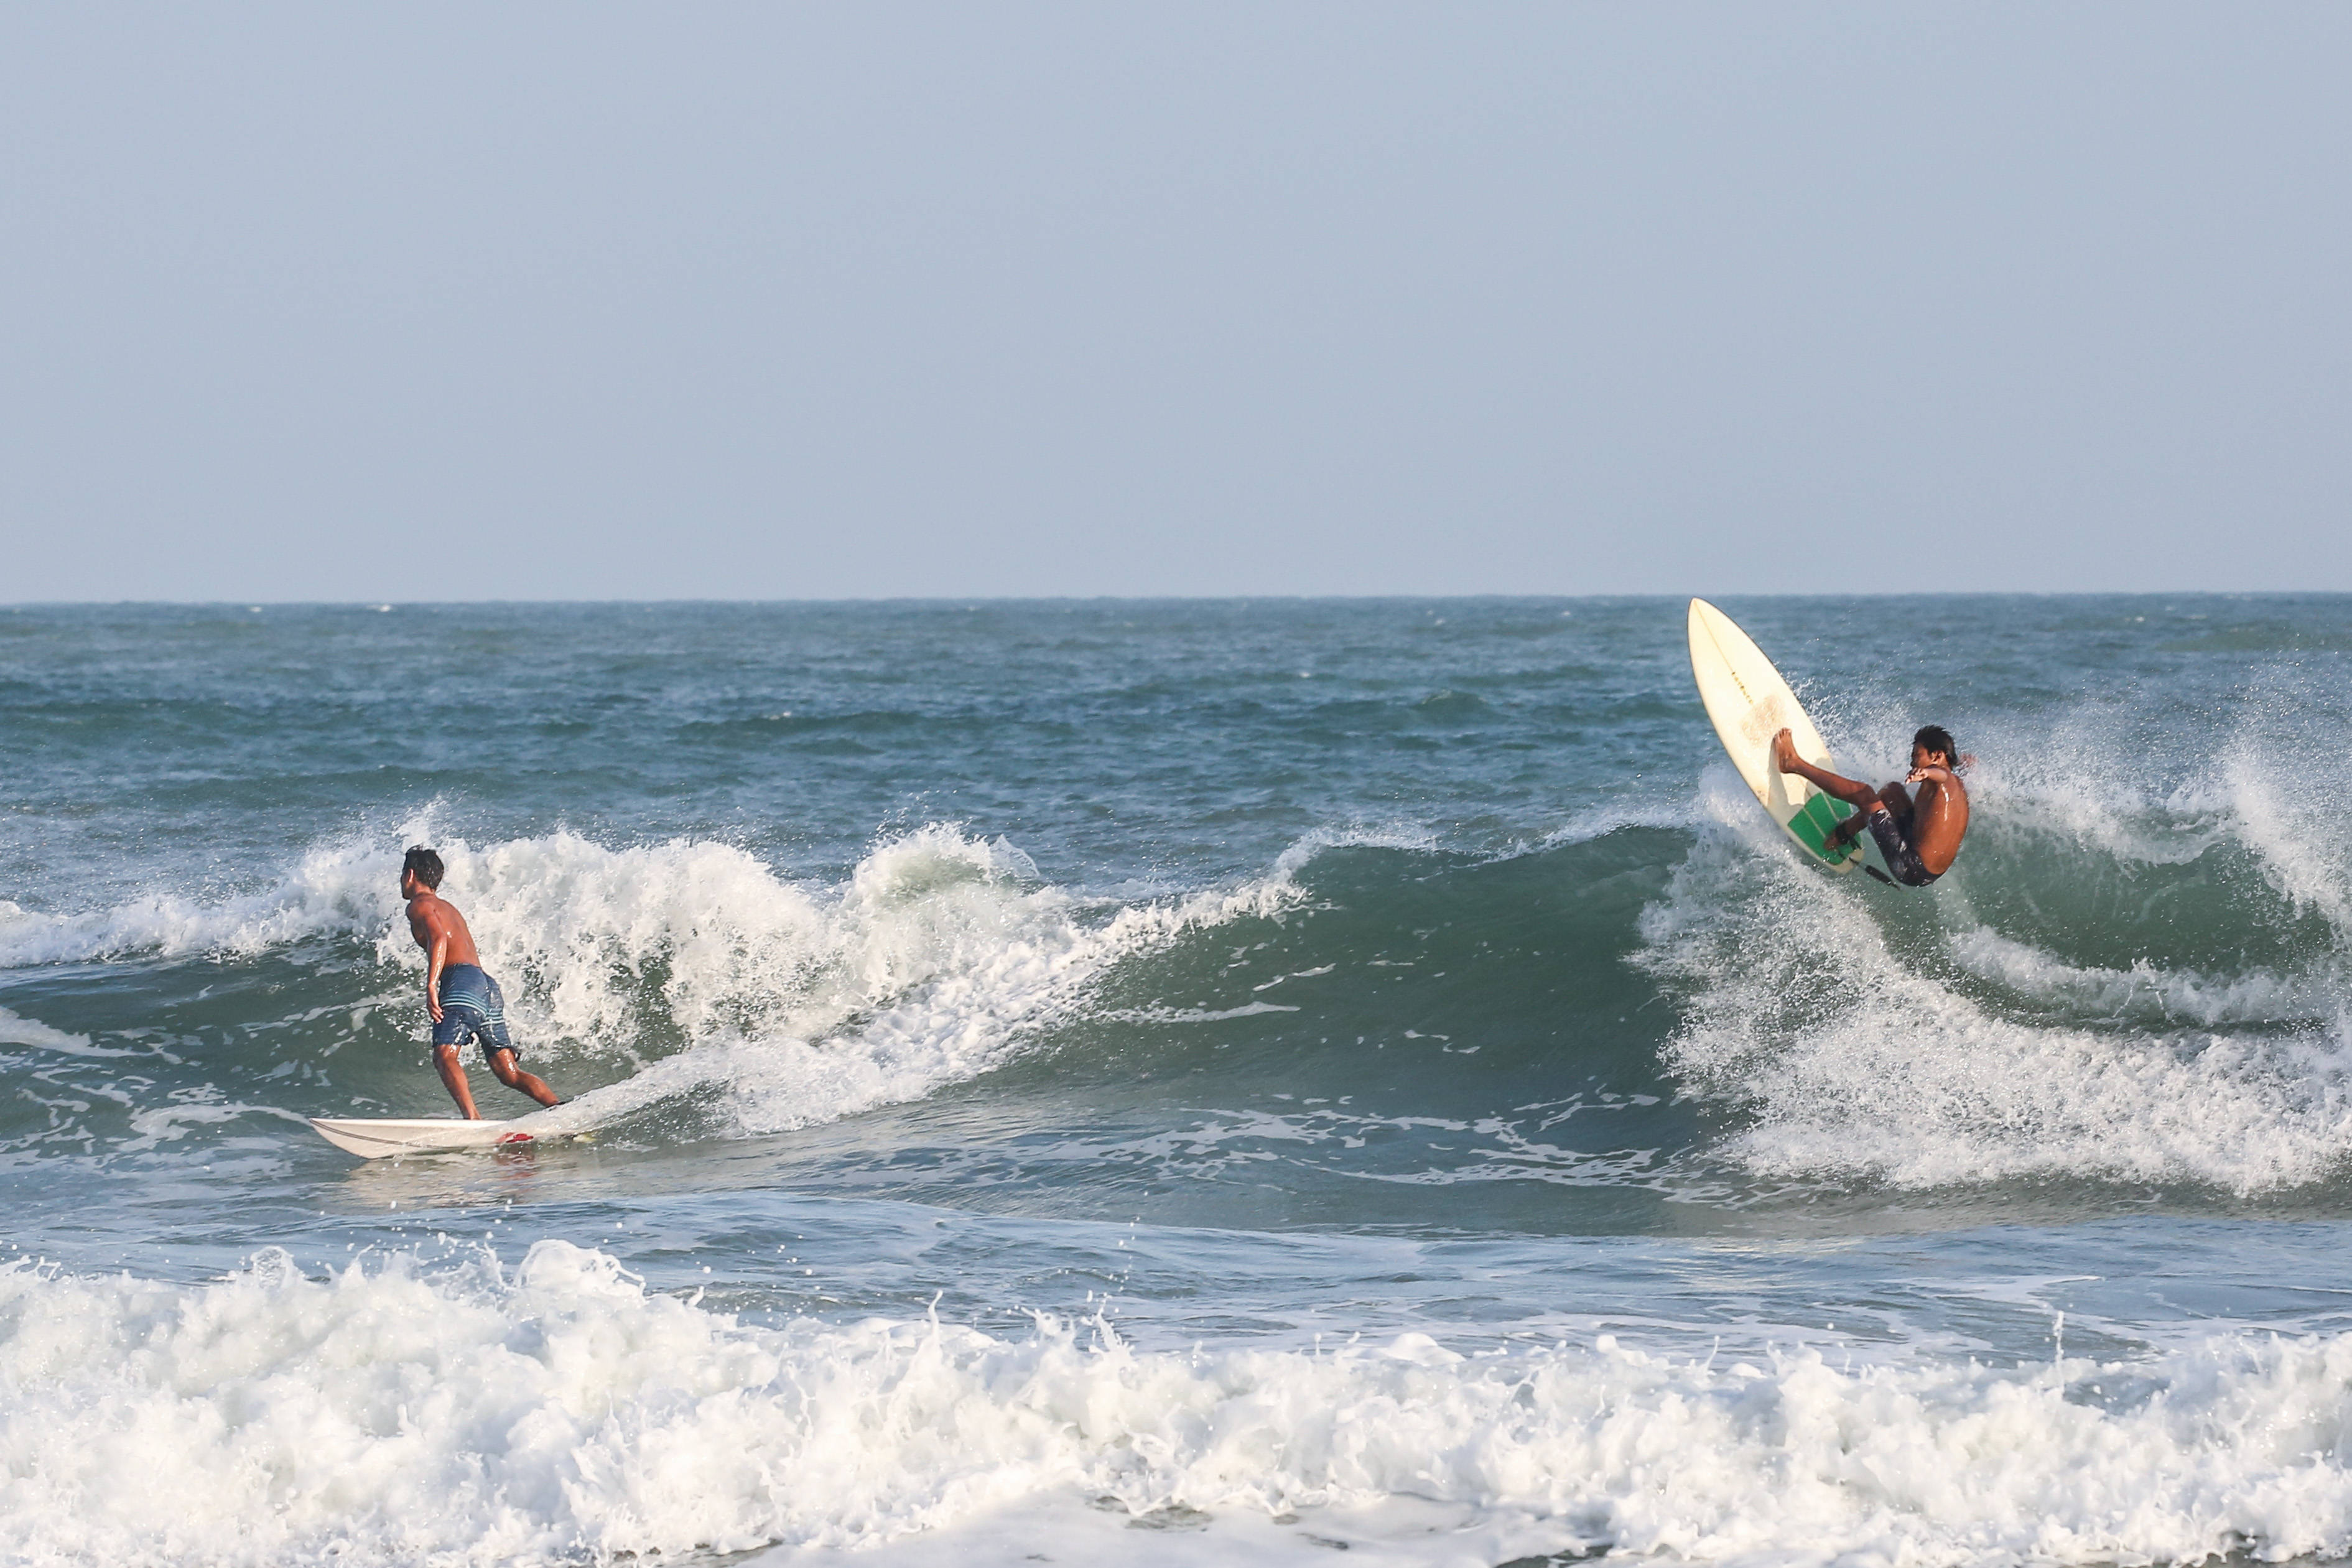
{"left": 2, "top": 595, "right": 2351, "bottom": 1568}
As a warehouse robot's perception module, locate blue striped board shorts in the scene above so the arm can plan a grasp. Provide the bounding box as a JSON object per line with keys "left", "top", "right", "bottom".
{"left": 432, "top": 964, "right": 519, "bottom": 1060}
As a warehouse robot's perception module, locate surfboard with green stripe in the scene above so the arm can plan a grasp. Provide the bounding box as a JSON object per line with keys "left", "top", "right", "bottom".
{"left": 1686, "top": 599, "right": 1868, "bottom": 874}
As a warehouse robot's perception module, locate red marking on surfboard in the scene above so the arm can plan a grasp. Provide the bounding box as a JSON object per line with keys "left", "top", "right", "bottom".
{"left": 496, "top": 1131, "right": 536, "bottom": 1146}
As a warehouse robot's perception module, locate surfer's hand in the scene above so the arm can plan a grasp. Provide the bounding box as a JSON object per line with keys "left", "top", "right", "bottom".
{"left": 427, "top": 995, "right": 442, "bottom": 1024}
{"left": 1771, "top": 729, "right": 1797, "bottom": 771}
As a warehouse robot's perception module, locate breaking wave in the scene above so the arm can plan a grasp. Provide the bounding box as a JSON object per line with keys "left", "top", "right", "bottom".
{"left": 10, "top": 1243, "right": 2352, "bottom": 1567}
{"left": 1643, "top": 693, "right": 2352, "bottom": 1193}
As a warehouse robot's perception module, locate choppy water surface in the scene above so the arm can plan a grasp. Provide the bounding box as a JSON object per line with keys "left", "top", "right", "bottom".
{"left": 3, "top": 596, "right": 2351, "bottom": 1567}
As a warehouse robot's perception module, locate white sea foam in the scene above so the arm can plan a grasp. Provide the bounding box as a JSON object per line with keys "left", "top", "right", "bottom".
{"left": 2226, "top": 724, "right": 2352, "bottom": 944}
{"left": 9, "top": 1244, "right": 2352, "bottom": 1567}
{"left": 1270, "top": 821, "right": 1441, "bottom": 878}
{"left": 458, "top": 822, "right": 1308, "bottom": 1142}
{"left": 1644, "top": 777, "right": 2352, "bottom": 1192}
{"left": 0, "top": 836, "right": 400, "bottom": 967}
{"left": 1945, "top": 925, "right": 2332, "bottom": 1028}
{"left": 363, "top": 825, "right": 1062, "bottom": 1048}
{"left": 0, "top": 1006, "right": 126, "bottom": 1059}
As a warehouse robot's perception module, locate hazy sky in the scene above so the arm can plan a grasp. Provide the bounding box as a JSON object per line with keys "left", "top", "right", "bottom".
{"left": 4, "top": 6, "right": 2346, "bottom": 600}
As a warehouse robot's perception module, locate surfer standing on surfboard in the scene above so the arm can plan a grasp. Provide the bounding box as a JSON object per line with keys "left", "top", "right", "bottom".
{"left": 1771, "top": 726, "right": 1969, "bottom": 887}
{"left": 401, "top": 847, "right": 562, "bottom": 1118}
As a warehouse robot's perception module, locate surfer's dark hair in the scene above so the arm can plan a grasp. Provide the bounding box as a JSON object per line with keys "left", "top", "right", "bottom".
{"left": 1912, "top": 725, "right": 1959, "bottom": 766}
{"left": 402, "top": 846, "right": 445, "bottom": 890}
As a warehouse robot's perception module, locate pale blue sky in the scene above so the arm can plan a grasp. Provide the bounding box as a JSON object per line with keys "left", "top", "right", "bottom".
{"left": 4, "top": 5, "right": 2346, "bottom": 600}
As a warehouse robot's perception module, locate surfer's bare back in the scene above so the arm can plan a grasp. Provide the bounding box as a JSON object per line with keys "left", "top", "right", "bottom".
{"left": 401, "top": 847, "right": 561, "bottom": 1118}
{"left": 1772, "top": 726, "right": 1969, "bottom": 886}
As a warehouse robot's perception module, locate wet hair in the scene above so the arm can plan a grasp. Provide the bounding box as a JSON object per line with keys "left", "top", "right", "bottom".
{"left": 402, "top": 846, "right": 445, "bottom": 890}
{"left": 1912, "top": 725, "right": 1959, "bottom": 766}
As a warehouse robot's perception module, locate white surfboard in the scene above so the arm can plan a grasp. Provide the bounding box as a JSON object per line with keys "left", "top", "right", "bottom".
{"left": 1687, "top": 598, "right": 1866, "bottom": 873}
{"left": 308, "top": 1115, "right": 578, "bottom": 1159}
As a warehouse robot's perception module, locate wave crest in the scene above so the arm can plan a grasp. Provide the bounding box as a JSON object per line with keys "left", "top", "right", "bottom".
{"left": 0, "top": 820, "right": 1306, "bottom": 1142}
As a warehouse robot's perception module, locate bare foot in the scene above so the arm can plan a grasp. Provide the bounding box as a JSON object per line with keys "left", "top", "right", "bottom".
{"left": 1771, "top": 728, "right": 1798, "bottom": 772}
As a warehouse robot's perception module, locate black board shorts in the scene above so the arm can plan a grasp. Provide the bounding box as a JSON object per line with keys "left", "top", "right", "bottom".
{"left": 1866, "top": 805, "right": 1940, "bottom": 887}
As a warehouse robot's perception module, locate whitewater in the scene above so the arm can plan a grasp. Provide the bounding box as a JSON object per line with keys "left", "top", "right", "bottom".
{"left": 2, "top": 595, "right": 2350, "bottom": 1567}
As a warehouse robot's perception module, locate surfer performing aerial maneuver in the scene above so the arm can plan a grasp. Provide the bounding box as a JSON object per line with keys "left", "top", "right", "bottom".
{"left": 1772, "top": 726, "right": 1969, "bottom": 886}
{"left": 1686, "top": 599, "right": 1968, "bottom": 886}
{"left": 401, "top": 847, "right": 562, "bottom": 1116}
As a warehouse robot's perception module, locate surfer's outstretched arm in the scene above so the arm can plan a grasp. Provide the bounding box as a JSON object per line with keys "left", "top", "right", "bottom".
{"left": 1770, "top": 729, "right": 1882, "bottom": 812}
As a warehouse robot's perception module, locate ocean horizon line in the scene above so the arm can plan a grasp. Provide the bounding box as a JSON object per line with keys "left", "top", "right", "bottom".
{"left": 7, "top": 588, "right": 2350, "bottom": 611}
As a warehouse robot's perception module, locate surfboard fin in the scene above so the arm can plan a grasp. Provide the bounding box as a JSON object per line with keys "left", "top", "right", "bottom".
{"left": 1862, "top": 864, "right": 1895, "bottom": 885}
